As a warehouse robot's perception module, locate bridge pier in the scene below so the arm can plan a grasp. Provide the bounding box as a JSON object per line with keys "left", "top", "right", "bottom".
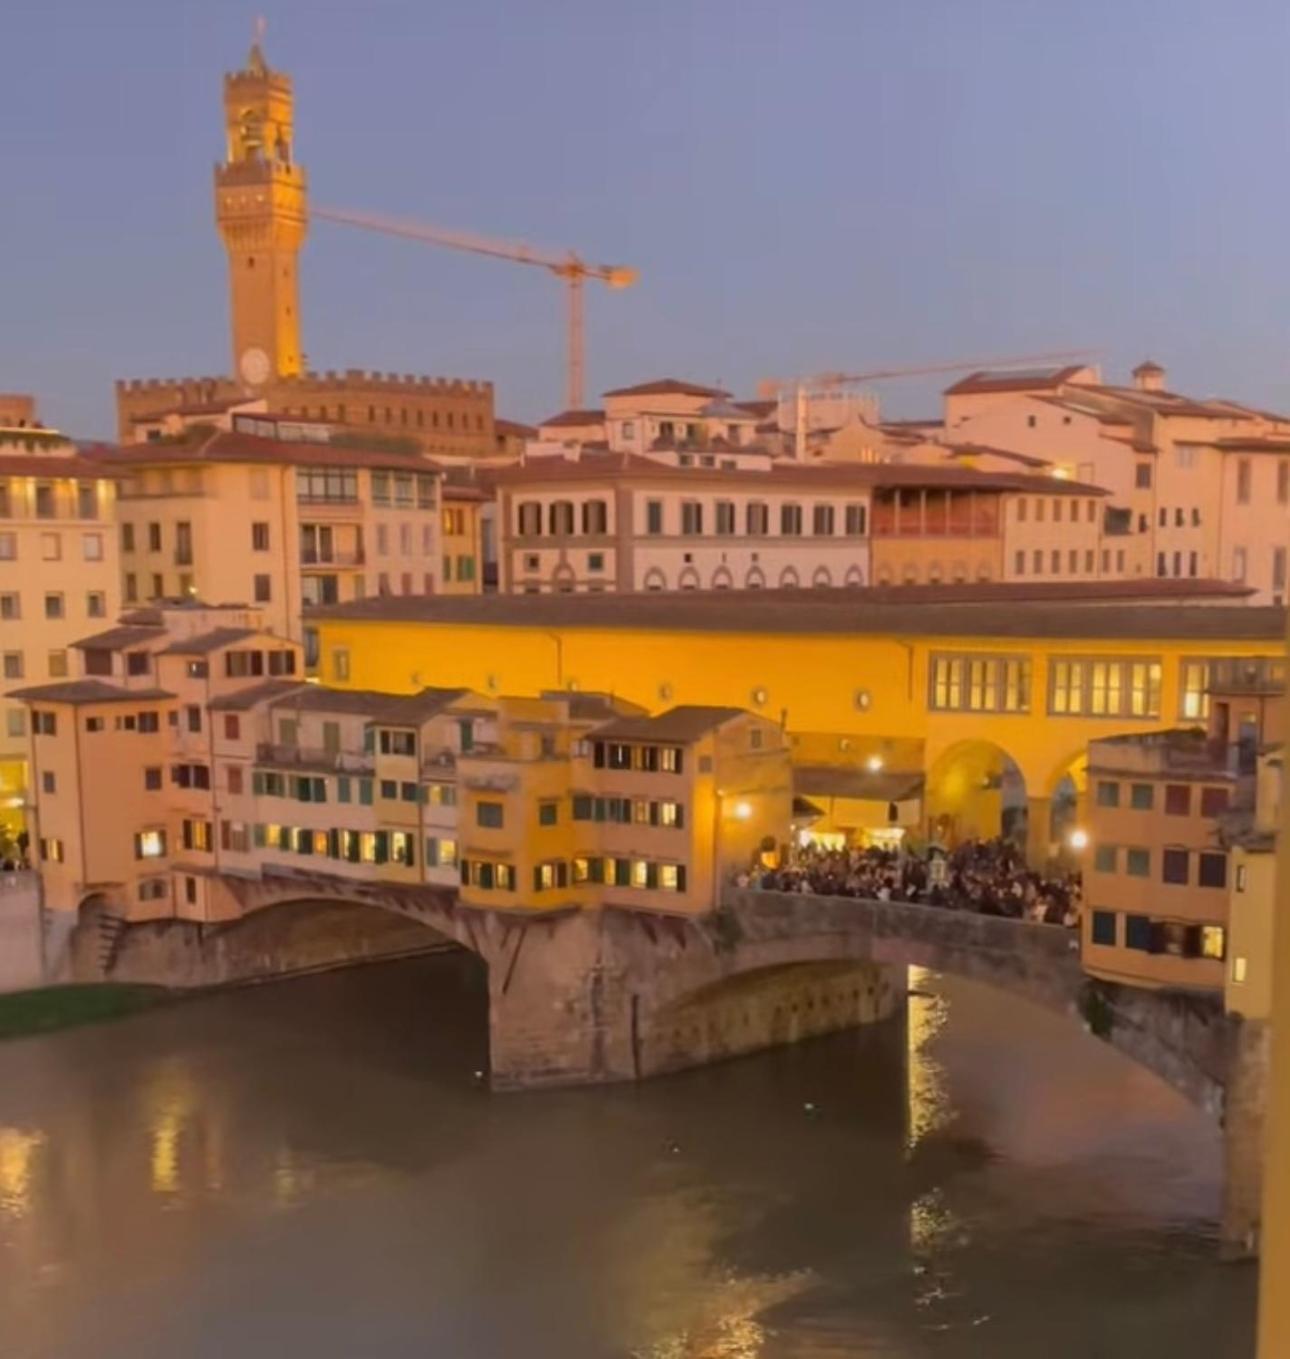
{"left": 1220, "top": 1017, "right": 1270, "bottom": 1259}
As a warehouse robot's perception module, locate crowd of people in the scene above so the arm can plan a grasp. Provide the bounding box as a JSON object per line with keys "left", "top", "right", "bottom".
{"left": 739, "top": 837, "right": 1081, "bottom": 928}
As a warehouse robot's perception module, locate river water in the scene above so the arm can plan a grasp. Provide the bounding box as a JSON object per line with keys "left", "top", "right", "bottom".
{"left": 0, "top": 953, "right": 1257, "bottom": 1358}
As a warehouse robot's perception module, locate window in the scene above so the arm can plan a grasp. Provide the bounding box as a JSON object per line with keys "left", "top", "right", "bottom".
{"left": 1199, "top": 786, "right": 1229, "bottom": 818}
{"left": 87, "top": 591, "right": 106, "bottom": 618}
{"left": 681, "top": 502, "right": 703, "bottom": 535}
{"left": 251, "top": 522, "right": 270, "bottom": 551}
{"left": 779, "top": 503, "right": 803, "bottom": 536}
{"left": 1198, "top": 852, "right": 1228, "bottom": 889}
{"left": 1135, "top": 463, "right": 1152, "bottom": 489}
{"left": 182, "top": 819, "right": 212, "bottom": 852}
{"left": 645, "top": 500, "right": 663, "bottom": 535}
{"left": 2, "top": 652, "right": 22, "bottom": 680}
{"left": 1095, "top": 780, "right": 1120, "bottom": 808}
{"left": 0, "top": 593, "right": 17, "bottom": 620}
{"left": 1233, "top": 546, "right": 1248, "bottom": 583}
{"left": 1162, "top": 848, "right": 1189, "bottom": 884}
{"left": 253, "top": 574, "right": 272, "bottom": 603}
{"left": 582, "top": 500, "right": 608, "bottom": 535}
{"left": 1093, "top": 845, "right": 1117, "bottom": 873}
{"left": 223, "top": 714, "right": 241, "bottom": 741}
{"left": 538, "top": 800, "right": 558, "bottom": 826}
{"left": 1201, "top": 925, "right": 1226, "bottom": 960}
{"left": 147, "top": 522, "right": 162, "bottom": 552}
{"left": 44, "top": 593, "right": 64, "bottom": 620}
{"left": 151, "top": 574, "right": 164, "bottom": 598}
{"left": 82, "top": 533, "right": 104, "bottom": 562}
{"left": 929, "top": 653, "right": 1031, "bottom": 713}
{"left": 5, "top": 710, "right": 24, "bottom": 738}
{"left": 1091, "top": 911, "right": 1117, "bottom": 945}
{"left": 1179, "top": 660, "right": 1210, "bottom": 721}
{"left": 296, "top": 467, "right": 358, "bottom": 504}
{"left": 549, "top": 501, "right": 575, "bottom": 535}
{"left": 39, "top": 838, "right": 64, "bottom": 863}
{"left": 844, "top": 503, "right": 867, "bottom": 536}
{"left": 331, "top": 649, "right": 350, "bottom": 682}
{"left": 124, "top": 573, "right": 137, "bottom": 602}
{"left": 1125, "top": 914, "right": 1152, "bottom": 950}
{"left": 126, "top": 651, "right": 151, "bottom": 677}
{"left": 1164, "top": 784, "right": 1190, "bottom": 816}
{"left": 1014, "top": 550, "right": 1025, "bottom": 575}
{"left": 33, "top": 711, "right": 56, "bottom": 736}
{"left": 0, "top": 532, "right": 14, "bottom": 562}
{"left": 1130, "top": 783, "right": 1154, "bottom": 811}
{"left": 1236, "top": 458, "right": 1252, "bottom": 505}
{"left": 40, "top": 770, "right": 56, "bottom": 795}
{"left": 134, "top": 829, "right": 166, "bottom": 859}
{"left": 477, "top": 801, "right": 504, "bottom": 829}
{"left": 746, "top": 502, "right": 768, "bottom": 536}
{"left": 186, "top": 705, "right": 202, "bottom": 734}
{"left": 1276, "top": 547, "right": 1288, "bottom": 596}
{"left": 379, "top": 729, "right": 416, "bottom": 757}
{"left": 47, "top": 650, "right": 68, "bottom": 679}
{"left": 1047, "top": 657, "right": 1161, "bottom": 718}
{"left": 144, "top": 767, "right": 162, "bottom": 791}
{"left": 227, "top": 766, "right": 243, "bottom": 795}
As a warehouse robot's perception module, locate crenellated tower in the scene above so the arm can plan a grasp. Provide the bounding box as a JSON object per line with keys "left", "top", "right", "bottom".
{"left": 214, "top": 34, "right": 307, "bottom": 386}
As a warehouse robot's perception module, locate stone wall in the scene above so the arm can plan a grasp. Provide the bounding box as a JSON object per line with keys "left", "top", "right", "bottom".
{"left": 0, "top": 873, "right": 45, "bottom": 993}
{"left": 74, "top": 898, "right": 457, "bottom": 989}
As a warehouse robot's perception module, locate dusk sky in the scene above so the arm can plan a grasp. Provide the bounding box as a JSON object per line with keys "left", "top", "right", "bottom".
{"left": 4, "top": 0, "right": 1289, "bottom": 436}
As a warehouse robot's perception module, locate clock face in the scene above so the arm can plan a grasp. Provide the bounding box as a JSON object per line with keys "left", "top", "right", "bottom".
{"left": 240, "top": 347, "right": 271, "bottom": 386}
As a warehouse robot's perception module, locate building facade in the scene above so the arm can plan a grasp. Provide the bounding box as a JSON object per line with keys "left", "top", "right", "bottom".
{"left": 93, "top": 413, "right": 481, "bottom": 645}
{"left": 0, "top": 420, "right": 121, "bottom": 843}
{"left": 15, "top": 603, "right": 788, "bottom": 925}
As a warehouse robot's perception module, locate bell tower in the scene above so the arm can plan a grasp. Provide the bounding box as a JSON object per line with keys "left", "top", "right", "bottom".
{"left": 214, "top": 27, "right": 307, "bottom": 386}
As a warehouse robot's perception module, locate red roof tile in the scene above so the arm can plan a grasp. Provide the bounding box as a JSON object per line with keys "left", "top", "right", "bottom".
{"left": 85, "top": 430, "right": 439, "bottom": 475}
{"left": 537, "top": 409, "right": 606, "bottom": 428}
{"left": 601, "top": 379, "right": 729, "bottom": 399}
{"left": 943, "top": 365, "right": 1090, "bottom": 396}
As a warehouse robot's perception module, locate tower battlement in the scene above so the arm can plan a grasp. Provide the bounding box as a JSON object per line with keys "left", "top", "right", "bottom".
{"left": 279, "top": 370, "right": 493, "bottom": 397}
{"left": 116, "top": 376, "right": 237, "bottom": 394}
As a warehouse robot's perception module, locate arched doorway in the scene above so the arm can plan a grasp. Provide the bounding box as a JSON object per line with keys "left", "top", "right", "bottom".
{"left": 923, "top": 740, "right": 1027, "bottom": 848}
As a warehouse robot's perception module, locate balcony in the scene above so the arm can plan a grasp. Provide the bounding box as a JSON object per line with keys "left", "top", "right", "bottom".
{"left": 256, "top": 742, "right": 374, "bottom": 774}
{"left": 301, "top": 548, "right": 364, "bottom": 567}
{"left": 1206, "top": 657, "right": 1286, "bottom": 696}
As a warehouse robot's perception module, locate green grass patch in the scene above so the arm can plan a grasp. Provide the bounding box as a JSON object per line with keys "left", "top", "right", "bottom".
{"left": 0, "top": 984, "right": 173, "bottom": 1039}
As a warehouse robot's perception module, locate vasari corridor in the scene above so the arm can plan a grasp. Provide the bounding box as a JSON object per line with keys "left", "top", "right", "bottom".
{"left": 1, "top": 4, "right": 1288, "bottom": 1355}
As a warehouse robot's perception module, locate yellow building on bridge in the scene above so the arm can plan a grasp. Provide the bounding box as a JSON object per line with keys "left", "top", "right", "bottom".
{"left": 308, "top": 582, "right": 1283, "bottom": 856}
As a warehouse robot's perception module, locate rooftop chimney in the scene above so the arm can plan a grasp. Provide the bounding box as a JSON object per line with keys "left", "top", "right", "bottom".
{"left": 1132, "top": 360, "right": 1166, "bottom": 393}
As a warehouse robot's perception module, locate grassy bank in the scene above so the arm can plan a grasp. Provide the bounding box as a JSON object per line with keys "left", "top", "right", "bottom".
{"left": 0, "top": 984, "right": 173, "bottom": 1040}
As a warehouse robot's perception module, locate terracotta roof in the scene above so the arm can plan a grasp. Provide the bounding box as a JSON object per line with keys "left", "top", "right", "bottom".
{"left": 443, "top": 481, "right": 489, "bottom": 502}
{"left": 943, "top": 365, "right": 1090, "bottom": 396}
{"left": 494, "top": 418, "right": 538, "bottom": 439}
{"left": 0, "top": 452, "right": 119, "bottom": 479}
{"left": 207, "top": 680, "right": 308, "bottom": 711}
{"left": 70, "top": 625, "right": 163, "bottom": 652}
{"left": 591, "top": 705, "right": 750, "bottom": 742}
{"left": 537, "top": 409, "right": 606, "bottom": 428}
{"left": 265, "top": 684, "right": 470, "bottom": 724}
{"left": 307, "top": 584, "right": 1274, "bottom": 641}
{"left": 1080, "top": 386, "right": 1248, "bottom": 419}
{"left": 85, "top": 430, "right": 439, "bottom": 475}
{"left": 487, "top": 450, "right": 1107, "bottom": 495}
{"left": 8, "top": 681, "right": 175, "bottom": 705}
{"left": 1205, "top": 437, "right": 1290, "bottom": 454}
{"left": 158, "top": 627, "right": 263, "bottom": 655}
{"left": 942, "top": 442, "right": 1052, "bottom": 469}
{"left": 602, "top": 379, "right": 730, "bottom": 399}
{"left": 735, "top": 400, "right": 777, "bottom": 420}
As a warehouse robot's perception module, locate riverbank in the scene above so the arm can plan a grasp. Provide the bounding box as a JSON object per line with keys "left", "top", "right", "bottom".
{"left": 0, "top": 983, "right": 172, "bottom": 1040}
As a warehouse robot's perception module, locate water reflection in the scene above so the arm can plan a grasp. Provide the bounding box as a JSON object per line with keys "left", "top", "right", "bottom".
{"left": 0, "top": 955, "right": 1258, "bottom": 1358}
{"left": 0, "top": 1126, "right": 44, "bottom": 1219}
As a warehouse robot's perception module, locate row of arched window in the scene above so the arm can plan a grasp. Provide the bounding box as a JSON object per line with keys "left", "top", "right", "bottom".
{"left": 639, "top": 564, "right": 866, "bottom": 591}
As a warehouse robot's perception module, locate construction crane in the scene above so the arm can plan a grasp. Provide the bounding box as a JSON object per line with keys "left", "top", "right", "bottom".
{"left": 314, "top": 206, "right": 637, "bottom": 411}
{"left": 767, "top": 348, "right": 1101, "bottom": 460}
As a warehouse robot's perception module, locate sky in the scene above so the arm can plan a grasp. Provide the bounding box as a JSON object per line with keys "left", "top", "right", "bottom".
{"left": 3, "top": 0, "right": 1289, "bottom": 436}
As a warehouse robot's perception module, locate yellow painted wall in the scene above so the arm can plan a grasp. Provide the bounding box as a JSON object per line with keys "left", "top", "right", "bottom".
{"left": 310, "top": 617, "right": 1276, "bottom": 800}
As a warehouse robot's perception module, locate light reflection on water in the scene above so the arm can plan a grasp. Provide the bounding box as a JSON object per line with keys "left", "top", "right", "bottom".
{"left": 0, "top": 954, "right": 1259, "bottom": 1358}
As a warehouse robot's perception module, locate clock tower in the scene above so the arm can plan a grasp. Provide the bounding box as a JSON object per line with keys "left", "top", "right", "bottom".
{"left": 214, "top": 31, "right": 307, "bottom": 386}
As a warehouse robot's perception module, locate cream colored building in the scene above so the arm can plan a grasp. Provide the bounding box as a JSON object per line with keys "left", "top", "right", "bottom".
{"left": 0, "top": 419, "right": 120, "bottom": 843}
{"left": 937, "top": 361, "right": 1290, "bottom": 598}
{"left": 91, "top": 412, "right": 479, "bottom": 650}
{"left": 493, "top": 452, "right": 1116, "bottom": 593}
